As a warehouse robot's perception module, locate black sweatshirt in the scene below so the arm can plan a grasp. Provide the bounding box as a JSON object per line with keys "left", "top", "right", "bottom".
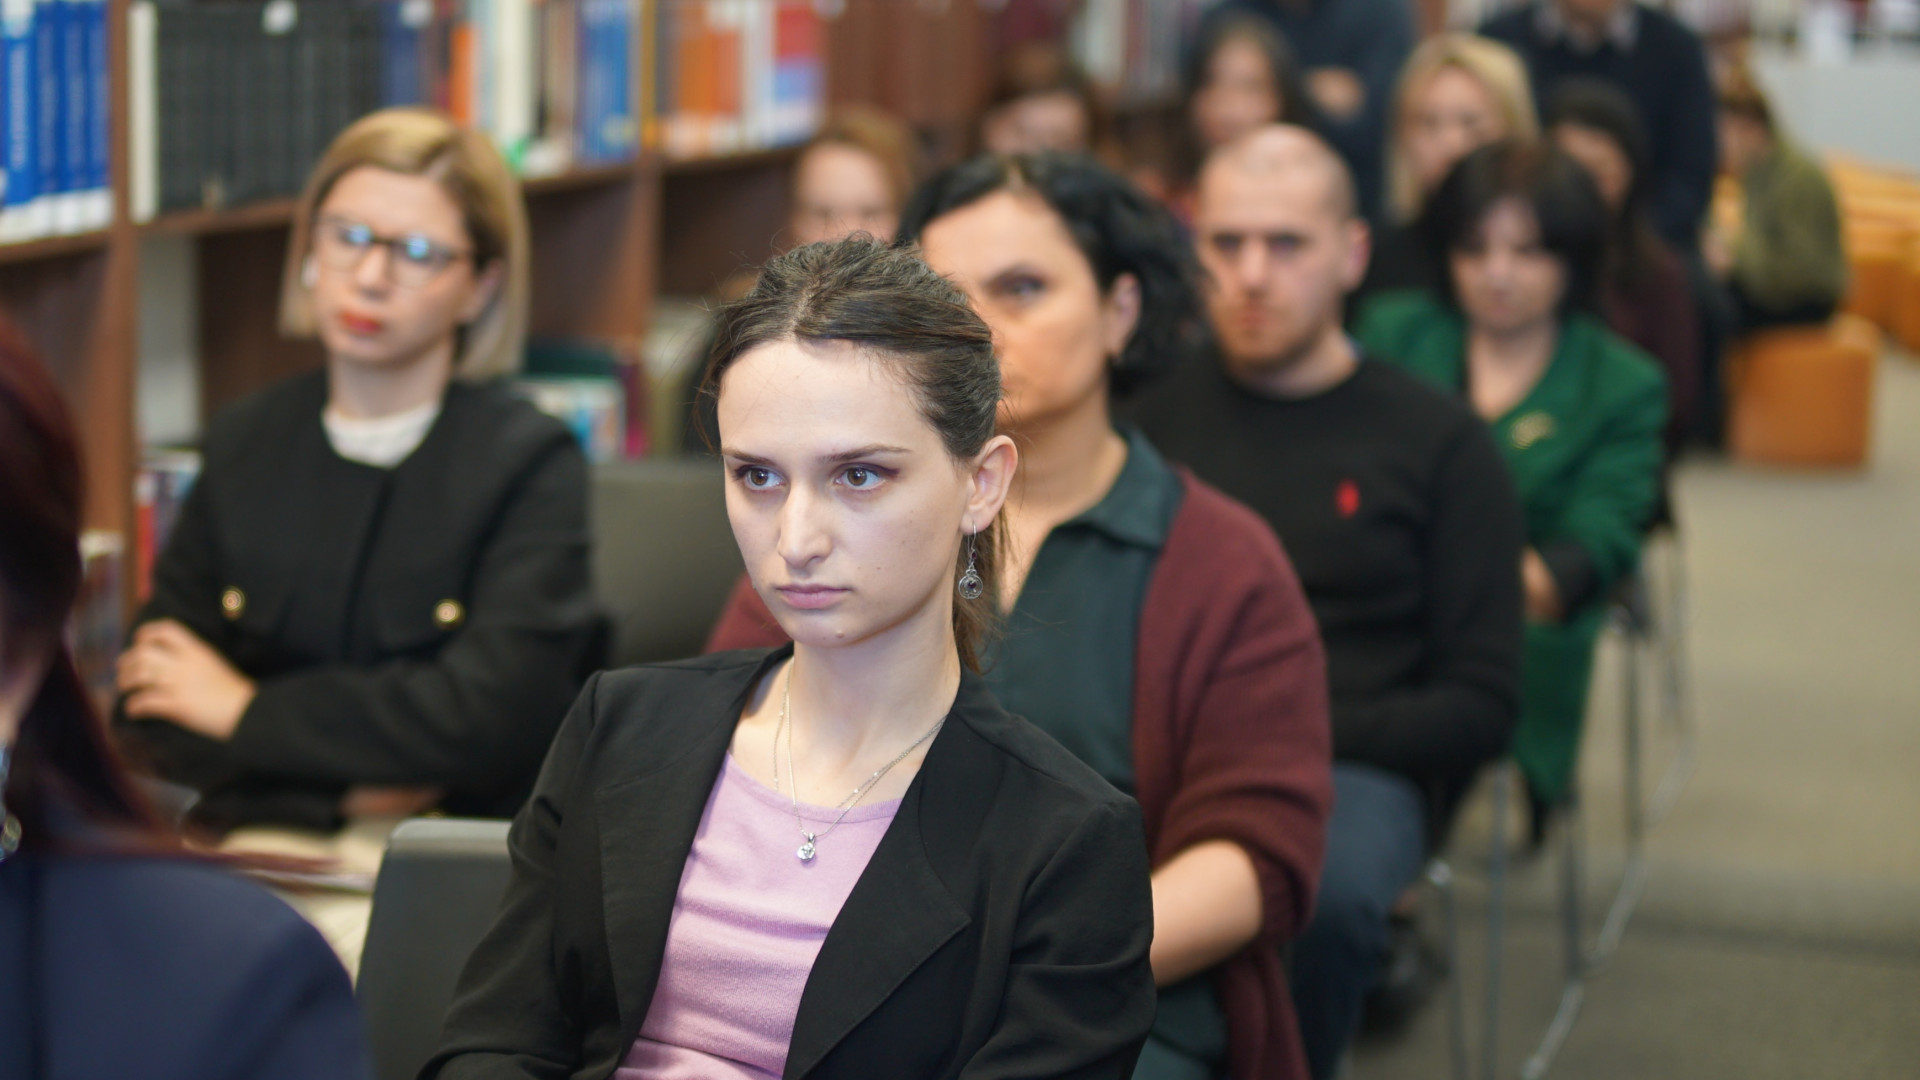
{"left": 1132, "top": 357, "right": 1524, "bottom": 838}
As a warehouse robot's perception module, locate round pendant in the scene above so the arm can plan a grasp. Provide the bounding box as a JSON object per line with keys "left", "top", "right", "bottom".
{"left": 797, "top": 839, "right": 817, "bottom": 862}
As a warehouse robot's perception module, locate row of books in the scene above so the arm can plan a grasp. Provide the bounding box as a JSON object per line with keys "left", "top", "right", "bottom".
{"left": 0, "top": 0, "right": 112, "bottom": 242}
{"left": 651, "top": 0, "right": 826, "bottom": 161}
{"left": 1068, "top": 0, "right": 1208, "bottom": 107}
{"left": 127, "top": 0, "right": 640, "bottom": 222}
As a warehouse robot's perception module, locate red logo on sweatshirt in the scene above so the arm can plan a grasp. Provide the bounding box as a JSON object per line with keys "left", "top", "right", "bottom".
{"left": 1336, "top": 479, "right": 1360, "bottom": 518}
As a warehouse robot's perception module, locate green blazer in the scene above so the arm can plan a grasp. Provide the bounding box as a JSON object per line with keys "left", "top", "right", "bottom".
{"left": 1356, "top": 292, "right": 1667, "bottom": 803}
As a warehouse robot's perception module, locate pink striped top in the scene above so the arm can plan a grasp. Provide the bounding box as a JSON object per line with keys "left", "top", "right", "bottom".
{"left": 615, "top": 754, "right": 901, "bottom": 1080}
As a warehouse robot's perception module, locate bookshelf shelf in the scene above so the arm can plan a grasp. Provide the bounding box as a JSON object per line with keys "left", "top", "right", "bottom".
{"left": 30, "top": 0, "right": 997, "bottom": 613}
{"left": 0, "top": 231, "right": 114, "bottom": 267}
{"left": 661, "top": 146, "right": 802, "bottom": 177}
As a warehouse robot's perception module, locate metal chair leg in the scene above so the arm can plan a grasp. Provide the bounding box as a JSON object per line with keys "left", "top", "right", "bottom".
{"left": 1426, "top": 859, "right": 1470, "bottom": 1080}
{"left": 1522, "top": 785, "right": 1588, "bottom": 1080}
{"left": 1644, "top": 531, "right": 1698, "bottom": 828}
{"left": 1481, "top": 766, "right": 1508, "bottom": 1080}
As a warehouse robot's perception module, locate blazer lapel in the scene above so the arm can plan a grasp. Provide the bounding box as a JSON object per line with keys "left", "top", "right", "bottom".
{"left": 783, "top": 744, "right": 972, "bottom": 1079}
{"left": 592, "top": 709, "right": 736, "bottom": 1041}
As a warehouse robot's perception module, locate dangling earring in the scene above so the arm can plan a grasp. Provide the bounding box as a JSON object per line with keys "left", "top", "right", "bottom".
{"left": 0, "top": 745, "right": 21, "bottom": 861}
{"left": 957, "top": 532, "right": 984, "bottom": 600}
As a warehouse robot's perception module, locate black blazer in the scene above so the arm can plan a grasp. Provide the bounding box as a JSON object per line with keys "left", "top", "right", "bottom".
{"left": 116, "top": 371, "right": 603, "bottom": 831}
{"left": 426, "top": 648, "right": 1158, "bottom": 1080}
{"left": 0, "top": 852, "right": 372, "bottom": 1080}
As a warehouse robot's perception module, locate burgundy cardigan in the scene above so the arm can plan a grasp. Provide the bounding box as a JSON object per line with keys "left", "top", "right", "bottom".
{"left": 705, "top": 470, "right": 1334, "bottom": 1080}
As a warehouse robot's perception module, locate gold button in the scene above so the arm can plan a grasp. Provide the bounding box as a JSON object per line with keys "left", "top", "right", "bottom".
{"left": 433, "top": 599, "right": 465, "bottom": 629}
{"left": 221, "top": 587, "right": 246, "bottom": 619}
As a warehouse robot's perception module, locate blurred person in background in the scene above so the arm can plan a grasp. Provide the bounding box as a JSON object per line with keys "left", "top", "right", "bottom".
{"left": 0, "top": 321, "right": 372, "bottom": 1080}
{"left": 113, "top": 108, "right": 601, "bottom": 836}
{"left": 1201, "top": 0, "right": 1419, "bottom": 220}
{"left": 1548, "top": 78, "right": 1700, "bottom": 459}
{"left": 788, "top": 106, "right": 919, "bottom": 249}
{"left": 1480, "top": 0, "right": 1718, "bottom": 253}
{"left": 1357, "top": 139, "right": 1666, "bottom": 839}
{"left": 685, "top": 106, "right": 923, "bottom": 454}
{"left": 711, "top": 154, "right": 1335, "bottom": 1080}
{"left": 1149, "top": 13, "right": 1324, "bottom": 223}
{"left": 1133, "top": 126, "right": 1523, "bottom": 1080}
{"left": 978, "top": 41, "right": 1108, "bottom": 158}
{"left": 1707, "top": 65, "right": 1846, "bottom": 336}
{"left": 1363, "top": 34, "right": 1538, "bottom": 302}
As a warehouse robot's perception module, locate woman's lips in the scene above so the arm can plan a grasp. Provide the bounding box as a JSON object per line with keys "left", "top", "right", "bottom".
{"left": 775, "top": 585, "right": 849, "bottom": 610}
{"left": 338, "top": 311, "right": 386, "bottom": 336}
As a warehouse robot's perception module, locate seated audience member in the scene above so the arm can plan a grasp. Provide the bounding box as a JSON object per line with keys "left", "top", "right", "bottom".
{"left": 788, "top": 107, "right": 918, "bottom": 249}
{"left": 1479, "top": 0, "right": 1717, "bottom": 252}
{"left": 1548, "top": 78, "right": 1700, "bottom": 458}
{"left": 428, "top": 238, "right": 1157, "bottom": 1078}
{"left": 1707, "top": 66, "right": 1846, "bottom": 335}
{"left": 1202, "top": 0, "right": 1418, "bottom": 219}
{"left": 114, "top": 109, "right": 601, "bottom": 834}
{"left": 686, "top": 106, "right": 921, "bottom": 452}
{"left": 710, "top": 156, "right": 1335, "bottom": 1080}
{"left": 978, "top": 41, "right": 1107, "bottom": 157}
{"left": 0, "top": 326, "right": 372, "bottom": 1080}
{"left": 1357, "top": 140, "right": 1666, "bottom": 832}
{"left": 1166, "top": 13, "right": 1324, "bottom": 210}
{"left": 1365, "top": 33, "right": 1537, "bottom": 301}
{"left": 1132, "top": 126, "right": 1524, "bottom": 1080}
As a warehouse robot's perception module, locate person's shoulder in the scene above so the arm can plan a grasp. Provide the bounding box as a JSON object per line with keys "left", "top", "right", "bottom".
{"left": 1353, "top": 358, "right": 1488, "bottom": 444}
{"left": 443, "top": 377, "right": 580, "bottom": 459}
{"left": 950, "top": 691, "right": 1140, "bottom": 818}
{"left": 1356, "top": 289, "right": 1453, "bottom": 354}
{"left": 1634, "top": 3, "right": 1709, "bottom": 51}
{"left": 1159, "top": 471, "right": 1305, "bottom": 604}
{"left": 574, "top": 651, "right": 774, "bottom": 746}
{"left": 1573, "top": 316, "right": 1669, "bottom": 408}
{"left": 201, "top": 369, "right": 327, "bottom": 461}
{"left": 1477, "top": 4, "right": 1535, "bottom": 42}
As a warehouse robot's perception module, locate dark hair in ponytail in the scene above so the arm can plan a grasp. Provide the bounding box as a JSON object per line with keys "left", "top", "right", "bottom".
{"left": 0, "top": 317, "right": 170, "bottom": 853}
{"left": 698, "top": 236, "right": 1006, "bottom": 671}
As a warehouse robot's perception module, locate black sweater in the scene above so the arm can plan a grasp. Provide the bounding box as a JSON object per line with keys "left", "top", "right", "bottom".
{"left": 1132, "top": 358, "right": 1523, "bottom": 838}
{"left": 1480, "top": 2, "right": 1718, "bottom": 249}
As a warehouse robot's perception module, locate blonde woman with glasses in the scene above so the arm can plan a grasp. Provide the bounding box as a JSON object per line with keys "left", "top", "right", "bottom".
{"left": 115, "top": 108, "right": 601, "bottom": 842}
{"left": 1359, "top": 34, "right": 1538, "bottom": 302}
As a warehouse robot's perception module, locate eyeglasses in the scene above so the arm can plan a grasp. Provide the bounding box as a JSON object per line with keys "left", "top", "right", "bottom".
{"left": 312, "top": 214, "right": 473, "bottom": 289}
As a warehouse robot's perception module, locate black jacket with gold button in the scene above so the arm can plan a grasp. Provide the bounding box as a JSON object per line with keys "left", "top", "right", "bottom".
{"left": 116, "top": 371, "right": 604, "bottom": 832}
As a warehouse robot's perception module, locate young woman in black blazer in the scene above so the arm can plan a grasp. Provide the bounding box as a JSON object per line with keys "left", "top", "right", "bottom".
{"left": 0, "top": 321, "right": 371, "bottom": 1079}
{"left": 427, "top": 238, "right": 1157, "bottom": 1079}
{"left": 113, "top": 109, "right": 601, "bottom": 833}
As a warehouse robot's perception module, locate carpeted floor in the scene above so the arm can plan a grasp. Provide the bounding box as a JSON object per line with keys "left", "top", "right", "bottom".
{"left": 1348, "top": 353, "right": 1920, "bottom": 1079}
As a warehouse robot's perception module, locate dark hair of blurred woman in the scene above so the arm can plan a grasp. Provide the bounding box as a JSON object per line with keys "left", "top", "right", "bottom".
{"left": 899, "top": 151, "right": 1208, "bottom": 398}
{"left": 0, "top": 323, "right": 168, "bottom": 855}
{"left": 1423, "top": 138, "right": 1609, "bottom": 317}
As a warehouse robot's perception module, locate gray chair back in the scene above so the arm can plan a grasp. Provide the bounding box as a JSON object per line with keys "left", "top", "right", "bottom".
{"left": 592, "top": 459, "right": 743, "bottom": 666}
{"left": 357, "top": 818, "right": 513, "bottom": 1080}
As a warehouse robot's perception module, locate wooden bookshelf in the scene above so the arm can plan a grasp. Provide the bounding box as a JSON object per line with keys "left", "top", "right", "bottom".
{"left": 18, "top": 0, "right": 996, "bottom": 591}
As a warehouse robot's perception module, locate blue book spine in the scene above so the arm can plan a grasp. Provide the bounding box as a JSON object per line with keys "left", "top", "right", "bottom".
{"left": 32, "top": 0, "right": 58, "bottom": 235}
{"left": 1, "top": 0, "right": 37, "bottom": 240}
{"left": 382, "top": 3, "right": 423, "bottom": 107}
{"left": 607, "top": 0, "right": 631, "bottom": 159}
{"left": 83, "top": 0, "right": 102, "bottom": 226}
{"left": 576, "top": 0, "right": 599, "bottom": 164}
{"left": 61, "top": 0, "right": 84, "bottom": 232}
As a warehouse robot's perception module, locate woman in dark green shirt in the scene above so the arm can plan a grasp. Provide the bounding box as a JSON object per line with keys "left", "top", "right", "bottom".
{"left": 1357, "top": 139, "right": 1665, "bottom": 822}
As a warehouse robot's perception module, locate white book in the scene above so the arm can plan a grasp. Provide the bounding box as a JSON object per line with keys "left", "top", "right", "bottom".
{"left": 127, "top": 0, "right": 154, "bottom": 222}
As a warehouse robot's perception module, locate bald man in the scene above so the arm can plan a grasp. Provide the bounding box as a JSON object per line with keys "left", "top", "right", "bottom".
{"left": 1130, "top": 127, "right": 1524, "bottom": 1078}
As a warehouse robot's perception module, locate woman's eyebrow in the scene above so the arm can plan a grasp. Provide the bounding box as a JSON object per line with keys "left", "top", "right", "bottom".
{"left": 822, "top": 444, "right": 911, "bottom": 464}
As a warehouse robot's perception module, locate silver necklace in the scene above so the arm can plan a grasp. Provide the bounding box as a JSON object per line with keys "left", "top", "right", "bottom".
{"left": 774, "top": 671, "right": 943, "bottom": 862}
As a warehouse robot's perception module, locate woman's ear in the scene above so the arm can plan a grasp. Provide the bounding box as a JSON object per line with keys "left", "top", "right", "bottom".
{"left": 460, "top": 259, "right": 506, "bottom": 324}
{"left": 963, "top": 434, "right": 1019, "bottom": 532}
{"left": 1101, "top": 273, "right": 1143, "bottom": 362}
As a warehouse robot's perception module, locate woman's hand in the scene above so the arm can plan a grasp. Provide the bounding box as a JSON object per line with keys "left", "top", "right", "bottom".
{"left": 117, "top": 619, "right": 257, "bottom": 741}
{"left": 1522, "top": 548, "right": 1565, "bottom": 624}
